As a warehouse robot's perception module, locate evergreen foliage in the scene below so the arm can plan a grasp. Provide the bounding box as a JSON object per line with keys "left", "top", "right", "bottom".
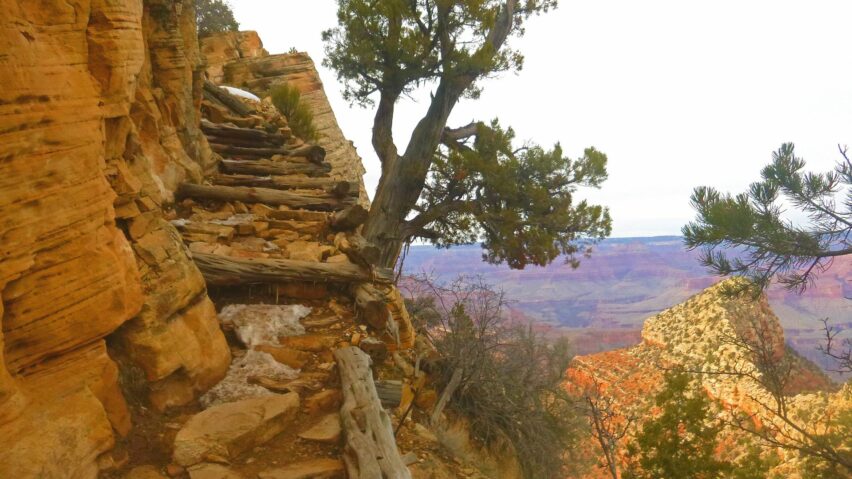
{"left": 196, "top": 0, "right": 240, "bottom": 38}
{"left": 623, "top": 372, "right": 772, "bottom": 479}
{"left": 623, "top": 372, "right": 731, "bottom": 479}
{"left": 268, "top": 83, "right": 319, "bottom": 142}
{"left": 683, "top": 143, "right": 852, "bottom": 292}
{"left": 322, "top": 0, "right": 611, "bottom": 269}
{"left": 417, "top": 120, "right": 611, "bottom": 268}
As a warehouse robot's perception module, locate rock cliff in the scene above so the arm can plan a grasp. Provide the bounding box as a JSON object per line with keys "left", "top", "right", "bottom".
{"left": 0, "top": 1, "right": 229, "bottom": 475}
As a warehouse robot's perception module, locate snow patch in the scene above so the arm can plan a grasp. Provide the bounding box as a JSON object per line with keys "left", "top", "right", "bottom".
{"left": 221, "top": 85, "right": 261, "bottom": 102}
{"left": 200, "top": 350, "right": 298, "bottom": 407}
{"left": 219, "top": 304, "right": 311, "bottom": 348}
{"left": 170, "top": 218, "right": 190, "bottom": 227}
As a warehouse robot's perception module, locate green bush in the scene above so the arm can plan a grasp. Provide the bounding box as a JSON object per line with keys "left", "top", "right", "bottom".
{"left": 268, "top": 83, "right": 319, "bottom": 142}
{"left": 196, "top": 0, "right": 239, "bottom": 38}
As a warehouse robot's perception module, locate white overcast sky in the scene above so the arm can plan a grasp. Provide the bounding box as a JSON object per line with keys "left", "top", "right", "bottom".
{"left": 230, "top": 1, "right": 852, "bottom": 237}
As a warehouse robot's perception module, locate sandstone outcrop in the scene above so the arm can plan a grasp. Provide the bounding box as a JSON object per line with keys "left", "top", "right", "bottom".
{"left": 0, "top": 1, "right": 228, "bottom": 476}
{"left": 564, "top": 279, "right": 843, "bottom": 478}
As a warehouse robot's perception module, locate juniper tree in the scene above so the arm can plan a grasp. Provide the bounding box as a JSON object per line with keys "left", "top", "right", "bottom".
{"left": 683, "top": 143, "right": 852, "bottom": 292}
{"left": 196, "top": 0, "right": 239, "bottom": 37}
{"left": 323, "top": 0, "right": 612, "bottom": 269}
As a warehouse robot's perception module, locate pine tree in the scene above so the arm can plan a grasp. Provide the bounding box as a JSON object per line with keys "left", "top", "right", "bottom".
{"left": 623, "top": 372, "right": 732, "bottom": 479}
{"left": 322, "top": 1, "right": 612, "bottom": 269}
{"left": 683, "top": 143, "right": 852, "bottom": 292}
{"left": 196, "top": 0, "right": 239, "bottom": 38}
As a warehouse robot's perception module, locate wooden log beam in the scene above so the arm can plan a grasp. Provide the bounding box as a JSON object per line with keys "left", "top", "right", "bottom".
{"left": 330, "top": 205, "right": 369, "bottom": 231}
{"left": 220, "top": 159, "right": 331, "bottom": 178}
{"left": 334, "top": 347, "right": 412, "bottom": 479}
{"left": 375, "top": 380, "right": 403, "bottom": 408}
{"left": 212, "top": 174, "right": 358, "bottom": 198}
{"left": 177, "top": 183, "right": 354, "bottom": 211}
{"left": 201, "top": 119, "right": 286, "bottom": 145}
{"left": 334, "top": 232, "right": 381, "bottom": 267}
{"left": 203, "top": 80, "right": 254, "bottom": 116}
{"left": 192, "top": 252, "right": 394, "bottom": 286}
{"left": 210, "top": 143, "right": 326, "bottom": 164}
{"left": 352, "top": 283, "right": 389, "bottom": 330}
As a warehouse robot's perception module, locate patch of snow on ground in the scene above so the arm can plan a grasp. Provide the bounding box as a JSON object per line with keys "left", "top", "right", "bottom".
{"left": 219, "top": 304, "right": 311, "bottom": 348}
{"left": 221, "top": 86, "right": 261, "bottom": 102}
{"left": 170, "top": 218, "right": 190, "bottom": 227}
{"left": 200, "top": 350, "right": 298, "bottom": 407}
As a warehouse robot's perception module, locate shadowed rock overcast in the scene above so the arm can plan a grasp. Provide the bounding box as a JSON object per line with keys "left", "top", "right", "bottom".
{"left": 230, "top": 0, "right": 852, "bottom": 237}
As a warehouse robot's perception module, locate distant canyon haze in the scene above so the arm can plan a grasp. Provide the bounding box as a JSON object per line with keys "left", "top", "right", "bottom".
{"left": 403, "top": 237, "right": 851, "bottom": 378}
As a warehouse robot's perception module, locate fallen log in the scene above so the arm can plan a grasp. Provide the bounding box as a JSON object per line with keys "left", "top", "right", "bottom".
{"left": 210, "top": 143, "right": 326, "bottom": 164}
{"left": 212, "top": 174, "right": 358, "bottom": 198}
{"left": 177, "top": 183, "right": 354, "bottom": 211}
{"left": 330, "top": 205, "right": 369, "bottom": 231}
{"left": 203, "top": 80, "right": 254, "bottom": 117}
{"left": 221, "top": 159, "right": 331, "bottom": 178}
{"left": 334, "top": 232, "right": 381, "bottom": 267}
{"left": 192, "top": 252, "right": 394, "bottom": 285}
{"left": 334, "top": 347, "right": 412, "bottom": 479}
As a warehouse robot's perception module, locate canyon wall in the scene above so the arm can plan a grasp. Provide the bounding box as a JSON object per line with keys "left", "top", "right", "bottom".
{"left": 0, "top": 1, "right": 229, "bottom": 476}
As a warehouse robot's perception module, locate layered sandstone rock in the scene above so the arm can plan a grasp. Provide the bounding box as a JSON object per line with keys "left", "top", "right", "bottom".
{"left": 201, "top": 30, "right": 268, "bottom": 84}
{"left": 0, "top": 1, "right": 228, "bottom": 476}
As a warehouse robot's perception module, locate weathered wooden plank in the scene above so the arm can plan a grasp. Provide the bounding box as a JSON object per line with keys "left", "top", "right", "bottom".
{"left": 192, "top": 252, "right": 394, "bottom": 286}
{"left": 220, "top": 159, "right": 331, "bottom": 178}
{"left": 177, "top": 183, "right": 354, "bottom": 212}
{"left": 212, "top": 174, "right": 357, "bottom": 198}
{"left": 335, "top": 347, "right": 412, "bottom": 479}
{"left": 330, "top": 205, "right": 369, "bottom": 231}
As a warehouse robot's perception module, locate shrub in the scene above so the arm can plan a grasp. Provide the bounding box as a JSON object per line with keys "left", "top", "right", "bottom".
{"left": 268, "top": 82, "right": 319, "bottom": 142}
{"left": 196, "top": 0, "right": 239, "bottom": 38}
{"left": 403, "top": 274, "right": 580, "bottom": 479}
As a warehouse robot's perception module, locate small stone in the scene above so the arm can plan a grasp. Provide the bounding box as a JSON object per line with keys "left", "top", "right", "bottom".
{"left": 297, "top": 413, "right": 341, "bottom": 444}
{"left": 303, "top": 389, "right": 342, "bottom": 416}
{"left": 165, "top": 464, "right": 185, "bottom": 477}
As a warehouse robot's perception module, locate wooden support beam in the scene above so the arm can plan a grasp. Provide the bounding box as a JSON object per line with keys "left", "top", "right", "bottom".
{"left": 203, "top": 80, "right": 254, "bottom": 117}
{"left": 192, "top": 252, "right": 394, "bottom": 286}
{"left": 201, "top": 119, "right": 286, "bottom": 145}
{"left": 210, "top": 143, "right": 326, "bottom": 164}
{"left": 330, "top": 205, "right": 369, "bottom": 231}
{"left": 334, "top": 347, "right": 412, "bottom": 479}
{"left": 335, "top": 232, "right": 381, "bottom": 267}
{"left": 212, "top": 174, "right": 358, "bottom": 198}
{"left": 177, "top": 183, "right": 354, "bottom": 211}
{"left": 221, "top": 159, "right": 331, "bottom": 178}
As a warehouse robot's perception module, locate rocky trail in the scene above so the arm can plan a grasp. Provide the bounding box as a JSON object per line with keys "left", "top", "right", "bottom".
{"left": 112, "top": 83, "right": 483, "bottom": 479}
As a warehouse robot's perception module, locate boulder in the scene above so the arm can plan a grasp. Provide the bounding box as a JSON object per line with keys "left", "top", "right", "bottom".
{"left": 173, "top": 393, "right": 300, "bottom": 466}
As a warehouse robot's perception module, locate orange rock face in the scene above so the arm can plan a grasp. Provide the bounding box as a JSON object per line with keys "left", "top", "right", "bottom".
{"left": 0, "top": 1, "right": 228, "bottom": 476}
